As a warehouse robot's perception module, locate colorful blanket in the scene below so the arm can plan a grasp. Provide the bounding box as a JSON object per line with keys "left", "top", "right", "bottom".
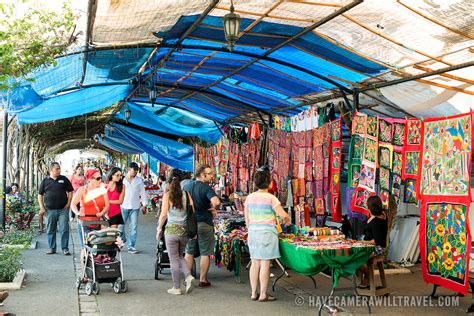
{"left": 329, "top": 119, "right": 342, "bottom": 222}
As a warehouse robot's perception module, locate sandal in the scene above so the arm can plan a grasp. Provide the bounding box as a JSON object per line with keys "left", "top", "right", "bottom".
{"left": 259, "top": 295, "right": 277, "bottom": 302}
{"left": 251, "top": 293, "right": 259, "bottom": 301}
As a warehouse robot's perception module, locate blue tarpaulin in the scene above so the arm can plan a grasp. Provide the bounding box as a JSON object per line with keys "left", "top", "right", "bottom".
{"left": 17, "top": 85, "right": 132, "bottom": 124}
{"left": 115, "top": 102, "right": 222, "bottom": 144}
{"left": 140, "top": 153, "right": 159, "bottom": 175}
{"left": 112, "top": 123, "right": 194, "bottom": 171}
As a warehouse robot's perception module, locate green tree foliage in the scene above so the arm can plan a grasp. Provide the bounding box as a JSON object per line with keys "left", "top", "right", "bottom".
{"left": 0, "top": 0, "right": 75, "bottom": 92}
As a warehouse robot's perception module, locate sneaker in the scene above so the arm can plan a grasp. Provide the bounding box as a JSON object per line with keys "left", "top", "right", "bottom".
{"left": 167, "top": 287, "right": 182, "bottom": 295}
{"left": 185, "top": 275, "right": 195, "bottom": 294}
{"left": 128, "top": 248, "right": 139, "bottom": 254}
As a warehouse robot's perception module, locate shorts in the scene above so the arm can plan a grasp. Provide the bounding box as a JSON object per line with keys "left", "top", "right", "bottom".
{"left": 248, "top": 228, "right": 280, "bottom": 260}
{"left": 186, "top": 222, "right": 214, "bottom": 257}
{"left": 108, "top": 213, "right": 124, "bottom": 226}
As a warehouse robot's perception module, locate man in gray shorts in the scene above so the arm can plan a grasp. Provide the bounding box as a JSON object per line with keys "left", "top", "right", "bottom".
{"left": 183, "top": 164, "right": 221, "bottom": 288}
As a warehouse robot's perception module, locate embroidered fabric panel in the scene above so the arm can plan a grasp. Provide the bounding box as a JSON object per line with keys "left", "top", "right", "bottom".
{"left": 268, "top": 129, "right": 291, "bottom": 202}
{"left": 420, "top": 201, "right": 471, "bottom": 295}
{"left": 417, "top": 113, "right": 472, "bottom": 199}
{"left": 403, "top": 118, "right": 422, "bottom": 180}
{"left": 351, "top": 187, "right": 375, "bottom": 217}
{"left": 329, "top": 119, "right": 342, "bottom": 222}
{"left": 403, "top": 179, "right": 418, "bottom": 205}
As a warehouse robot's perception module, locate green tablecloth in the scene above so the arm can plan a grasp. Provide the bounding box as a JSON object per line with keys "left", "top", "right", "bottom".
{"left": 279, "top": 240, "right": 374, "bottom": 287}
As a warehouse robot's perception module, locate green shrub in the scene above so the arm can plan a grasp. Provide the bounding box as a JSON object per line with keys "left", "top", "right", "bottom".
{"left": 0, "top": 247, "right": 22, "bottom": 282}
{"left": 1, "top": 229, "right": 35, "bottom": 246}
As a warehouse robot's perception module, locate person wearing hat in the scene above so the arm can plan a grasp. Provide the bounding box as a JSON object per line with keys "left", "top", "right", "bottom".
{"left": 38, "top": 162, "right": 74, "bottom": 255}
{"left": 119, "top": 162, "right": 148, "bottom": 254}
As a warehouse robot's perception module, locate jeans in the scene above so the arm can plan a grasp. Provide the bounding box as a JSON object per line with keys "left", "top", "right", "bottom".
{"left": 46, "top": 208, "right": 69, "bottom": 251}
{"left": 119, "top": 208, "right": 139, "bottom": 248}
{"left": 165, "top": 234, "right": 190, "bottom": 289}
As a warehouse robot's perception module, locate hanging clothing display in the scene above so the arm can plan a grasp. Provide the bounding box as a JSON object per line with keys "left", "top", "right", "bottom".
{"left": 268, "top": 129, "right": 291, "bottom": 201}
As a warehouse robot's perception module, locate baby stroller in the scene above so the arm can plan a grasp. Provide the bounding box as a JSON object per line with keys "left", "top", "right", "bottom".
{"left": 154, "top": 225, "right": 196, "bottom": 280}
{"left": 154, "top": 233, "right": 171, "bottom": 280}
{"left": 75, "top": 220, "right": 127, "bottom": 295}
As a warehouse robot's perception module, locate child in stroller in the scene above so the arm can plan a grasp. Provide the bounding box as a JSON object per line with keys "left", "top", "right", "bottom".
{"left": 75, "top": 220, "right": 127, "bottom": 295}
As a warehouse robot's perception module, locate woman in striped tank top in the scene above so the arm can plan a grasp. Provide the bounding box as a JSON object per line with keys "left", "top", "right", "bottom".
{"left": 244, "top": 168, "right": 291, "bottom": 302}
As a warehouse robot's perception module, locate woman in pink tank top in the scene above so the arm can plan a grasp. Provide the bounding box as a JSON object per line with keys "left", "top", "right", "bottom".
{"left": 106, "top": 167, "right": 126, "bottom": 228}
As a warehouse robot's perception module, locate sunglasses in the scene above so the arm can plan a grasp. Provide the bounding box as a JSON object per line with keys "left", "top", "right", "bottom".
{"left": 93, "top": 177, "right": 102, "bottom": 181}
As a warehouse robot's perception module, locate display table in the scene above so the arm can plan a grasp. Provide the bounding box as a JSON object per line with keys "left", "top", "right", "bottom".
{"left": 278, "top": 240, "right": 374, "bottom": 287}
{"left": 276, "top": 239, "right": 374, "bottom": 315}
{"left": 213, "top": 211, "right": 249, "bottom": 283}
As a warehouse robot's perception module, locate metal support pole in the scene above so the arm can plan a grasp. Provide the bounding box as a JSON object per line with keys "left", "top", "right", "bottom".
{"left": 15, "top": 125, "right": 21, "bottom": 183}
{"left": 353, "top": 89, "right": 360, "bottom": 111}
{"left": 1, "top": 111, "right": 8, "bottom": 229}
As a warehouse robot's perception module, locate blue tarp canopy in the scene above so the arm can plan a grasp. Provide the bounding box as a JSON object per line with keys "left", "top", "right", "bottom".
{"left": 115, "top": 102, "right": 222, "bottom": 144}
{"left": 140, "top": 153, "right": 159, "bottom": 175}
{"left": 111, "top": 123, "right": 194, "bottom": 171}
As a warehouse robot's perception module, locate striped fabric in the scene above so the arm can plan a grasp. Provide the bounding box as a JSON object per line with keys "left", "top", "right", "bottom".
{"left": 245, "top": 192, "right": 281, "bottom": 231}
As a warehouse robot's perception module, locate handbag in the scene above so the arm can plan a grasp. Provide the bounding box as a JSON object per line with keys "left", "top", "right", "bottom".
{"left": 184, "top": 192, "right": 197, "bottom": 238}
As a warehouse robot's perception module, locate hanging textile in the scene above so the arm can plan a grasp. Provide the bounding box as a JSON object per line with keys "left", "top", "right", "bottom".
{"left": 329, "top": 119, "right": 342, "bottom": 222}
{"left": 389, "top": 119, "right": 406, "bottom": 205}
{"left": 417, "top": 113, "right": 472, "bottom": 199}
{"left": 402, "top": 118, "right": 422, "bottom": 180}
{"left": 268, "top": 129, "right": 291, "bottom": 202}
{"left": 417, "top": 112, "right": 473, "bottom": 295}
{"left": 420, "top": 202, "right": 471, "bottom": 295}
{"left": 403, "top": 178, "right": 418, "bottom": 205}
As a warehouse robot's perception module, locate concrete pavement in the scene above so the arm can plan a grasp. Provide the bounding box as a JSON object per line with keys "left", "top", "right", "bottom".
{"left": 1, "top": 212, "right": 471, "bottom": 315}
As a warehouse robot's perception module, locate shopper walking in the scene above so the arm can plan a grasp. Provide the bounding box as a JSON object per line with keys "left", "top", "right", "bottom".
{"left": 106, "top": 167, "right": 125, "bottom": 228}
{"left": 157, "top": 168, "right": 195, "bottom": 295}
{"left": 183, "top": 164, "right": 220, "bottom": 288}
{"left": 119, "top": 162, "right": 147, "bottom": 254}
{"left": 69, "top": 165, "right": 86, "bottom": 220}
{"left": 38, "top": 162, "right": 74, "bottom": 255}
{"left": 244, "top": 168, "right": 291, "bottom": 302}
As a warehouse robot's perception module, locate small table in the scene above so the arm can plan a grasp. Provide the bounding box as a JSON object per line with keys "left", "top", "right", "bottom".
{"left": 275, "top": 240, "right": 374, "bottom": 315}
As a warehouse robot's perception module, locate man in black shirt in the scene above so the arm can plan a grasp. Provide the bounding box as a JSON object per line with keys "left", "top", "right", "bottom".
{"left": 38, "top": 162, "right": 74, "bottom": 255}
{"left": 183, "top": 164, "right": 221, "bottom": 288}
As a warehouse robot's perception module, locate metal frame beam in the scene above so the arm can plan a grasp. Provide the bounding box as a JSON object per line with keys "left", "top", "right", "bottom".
{"left": 360, "top": 61, "right": 474, "bottom": 92}
{"left": 165, "top": 0, "right": 363, "bottom": 105}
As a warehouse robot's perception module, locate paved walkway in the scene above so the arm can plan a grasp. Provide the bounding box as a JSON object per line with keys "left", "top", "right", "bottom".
{"left": 1, "top": 213, "right": 471, "bottom": 315}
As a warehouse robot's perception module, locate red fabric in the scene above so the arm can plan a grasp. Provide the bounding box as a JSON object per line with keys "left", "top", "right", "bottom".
{"left": 85, "top": 168, "right": 100, "bottom": 180}
{"left": 419, "top": 199, "right": 471, "bottom": 295}
{"left": 329, "top": 119, "right": 342, "bottom": 222}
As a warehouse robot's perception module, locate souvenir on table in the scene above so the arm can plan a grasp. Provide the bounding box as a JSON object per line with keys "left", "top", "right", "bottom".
{"left": 358, "top": 163, "right": 376, "bottom": 192}
{"left": 417, "top": 113, "right": 472, "bottom": 199}
{"left": 351, "top": 187, "right": 375, "bottom": 217}
{"left": 366, "top": 115, "right": 379, "bottom": 138}
{"left": 379, "top": 145, "right": 393, "bottom": 169}
{"left": 403, "top": 179, "right": 418, "bottom": 204}
{"left": 379, "top": 118, "right": 393, "bottom": 143}
{"left": 352, "top": 112, "right": 367, "bottom": 135}
{"left": 420, "top": 202, "right": 471, "bottom": 295}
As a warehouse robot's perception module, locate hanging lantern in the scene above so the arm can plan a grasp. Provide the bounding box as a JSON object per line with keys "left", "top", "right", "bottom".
{"left": 223, "top": 1, "right": 241, "bottom": 52}
{"left": 149, "top": 83, "right": 157, "bottom": 107}
{"left": 124, "top": 108, "right": 131, "bottom": 123}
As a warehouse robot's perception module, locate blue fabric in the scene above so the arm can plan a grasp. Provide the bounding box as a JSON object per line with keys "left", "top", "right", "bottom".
{"left": 46, "top": 208, "right": 69, "bottom": 251}
{"left": 115, "top": 102, "right": 222, "bottom": 144}
{"left": 112, "top": 123, "right": 194, "bottom": 171}
{"left": 17, "top": 85, "right": 131, "bottom": 124}
{"left": 119, "top": 208, "right": 139, "bottom": 248}
{"left": 98, "top": 135, "right": 142, "bottom": 154}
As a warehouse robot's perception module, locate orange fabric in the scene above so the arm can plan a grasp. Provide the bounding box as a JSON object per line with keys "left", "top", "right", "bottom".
{"left": 80, "top": 187, "right": 106, "bottom": 221}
